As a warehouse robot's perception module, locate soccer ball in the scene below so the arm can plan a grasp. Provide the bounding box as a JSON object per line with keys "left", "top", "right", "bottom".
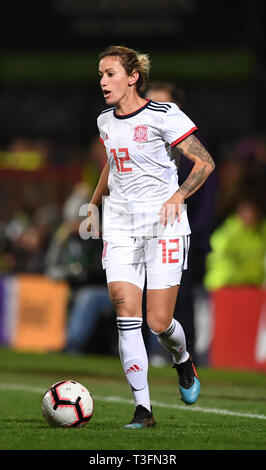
{"left": 42, "top": 380, "right": 94, "bottom": 428}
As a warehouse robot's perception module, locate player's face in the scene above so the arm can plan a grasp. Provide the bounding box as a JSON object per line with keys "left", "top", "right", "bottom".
{"left": 99, "top": 56, "right": 132, "bottom": 105}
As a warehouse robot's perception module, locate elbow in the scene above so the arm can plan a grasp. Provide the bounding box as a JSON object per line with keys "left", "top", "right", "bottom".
{"left": 207, "top": 158, "right": 215, "bottom": 175}
{"left": 198, "top": 159, "right": 215, "bottom": 177}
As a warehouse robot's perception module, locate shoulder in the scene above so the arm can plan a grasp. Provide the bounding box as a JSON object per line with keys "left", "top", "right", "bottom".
{"left": 146, "top": 100, "right": 177, "bottom": 114}
{"left": 97, "top": 107, "right": 115, "bottom": 124}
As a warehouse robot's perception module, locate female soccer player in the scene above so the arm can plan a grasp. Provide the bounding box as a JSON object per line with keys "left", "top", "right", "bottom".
{"left": 89, "top": 46, "right": 215, "bottom": 428}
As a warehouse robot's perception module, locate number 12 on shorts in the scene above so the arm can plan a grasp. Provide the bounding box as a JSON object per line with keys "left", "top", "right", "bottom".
{"left": 159, "top": 239, "right": 180, "bottom": 264}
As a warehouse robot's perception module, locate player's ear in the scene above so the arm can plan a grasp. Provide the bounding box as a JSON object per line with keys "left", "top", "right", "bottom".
{"left": 128, "top": 70, "right": 139, "bottom": 87}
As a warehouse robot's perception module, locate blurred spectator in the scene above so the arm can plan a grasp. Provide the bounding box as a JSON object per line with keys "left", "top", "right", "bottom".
{"left": 1, "top": 202, "right": 60, "bottom": 274}
{"left": 12, "top": 224, "right": 46, "bottom": 273}
{"left": 145, "top": 82, "right": 217, "bottom": 365}
{"left": 204, "top": 193, "right": 266, "bottom": 291}
{"left": 146, "top": 82, "right": 185, "bottom": 108}
{"left": 44, "top": 182, "right": 114, "bottom": 354}
{"left": 0, "top": 221, "right": 16, "bottom": 273}
{"left": 216, "top": 134, "right": 266, "bottom": 225}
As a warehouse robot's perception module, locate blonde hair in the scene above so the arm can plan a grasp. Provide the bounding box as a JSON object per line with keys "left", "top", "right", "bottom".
{"left": 99, "top": 45, "right": 151, "bottom": 94}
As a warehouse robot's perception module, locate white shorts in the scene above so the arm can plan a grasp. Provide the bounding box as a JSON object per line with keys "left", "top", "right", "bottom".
{"left": 102, "top": 235, "right": 190, "bottom": 290}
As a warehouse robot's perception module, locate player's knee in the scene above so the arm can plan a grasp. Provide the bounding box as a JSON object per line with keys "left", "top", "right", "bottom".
{"left": 108, "top": 284, "right": 142, "bottom": 317}
{"left": 111, "top": 300, "right": 133, "bottom": 316}
{"left": 147, "top": 315, "right": 171, "bottom": 335}
{"left": 110, "top": 295, "right": 138, "bottom": 316}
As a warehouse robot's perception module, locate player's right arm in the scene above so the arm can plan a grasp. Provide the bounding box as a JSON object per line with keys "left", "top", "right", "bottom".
{"left": 87, "top": 161, "right": 109, "bottom": 236}
{"left": 89, "top": 161, "right": 110, "bottom": 208}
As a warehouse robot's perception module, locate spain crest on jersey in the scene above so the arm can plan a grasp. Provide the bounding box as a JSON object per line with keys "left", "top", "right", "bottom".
{"left": 133, "top": 125, "right": 148, "bottom": 143}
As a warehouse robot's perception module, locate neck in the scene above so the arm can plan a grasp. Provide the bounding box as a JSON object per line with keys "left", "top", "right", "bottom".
{"left": 115, "top": 90, "right": 147, "bottom": 115}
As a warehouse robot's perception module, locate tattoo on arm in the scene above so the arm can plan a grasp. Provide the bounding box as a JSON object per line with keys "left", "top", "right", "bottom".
{"left": 174, "top": 134, "right": 215, "bottom": 199}
{"left": 176, "top": 134, "right": 215, "bottom": 168}
{"left": 178, "top": 164, "right": 207, "bottom": 198}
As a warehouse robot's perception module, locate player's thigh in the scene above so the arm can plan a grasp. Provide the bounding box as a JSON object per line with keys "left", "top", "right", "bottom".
{"left": 108, "top": 281, "right": 143, "bottom": 317}
{"left": 146, "top": 285, "right": 179, "bottom": 333}
{"left": 106, "top": 263, "right": 145, "bottom": 317}
{"left": 145, "top": 235, "right": 188, "bottom": 332}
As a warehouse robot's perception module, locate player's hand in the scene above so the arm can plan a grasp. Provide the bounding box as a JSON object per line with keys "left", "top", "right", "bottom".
{"left": 87, "top": 204, "right": 101, "bottom": 238}
{"left": 159, "top": 191, "right": 185, "bottom": 226}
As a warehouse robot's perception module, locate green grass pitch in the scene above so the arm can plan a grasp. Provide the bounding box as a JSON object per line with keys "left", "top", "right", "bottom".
{"left": 0, "top": 347, "right": 265, "bottom": 451}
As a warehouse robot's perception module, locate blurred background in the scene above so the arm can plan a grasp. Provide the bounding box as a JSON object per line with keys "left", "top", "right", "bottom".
{"left": 0, "top": 0, "right": 265, "bottom": 371}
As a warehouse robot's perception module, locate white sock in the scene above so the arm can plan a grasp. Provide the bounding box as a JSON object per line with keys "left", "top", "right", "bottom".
{"left": 153, "top": 318, "right": 189, "bottom": 365}
{"left": 117, "top": 316, "right": 151, "bottom": 412}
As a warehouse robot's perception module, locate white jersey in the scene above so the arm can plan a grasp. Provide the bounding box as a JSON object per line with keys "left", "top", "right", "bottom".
{"left": 97, "top": 99, "right": 197, "bottom": 240}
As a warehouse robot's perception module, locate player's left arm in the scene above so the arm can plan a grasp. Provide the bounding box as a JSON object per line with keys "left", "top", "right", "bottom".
{"left": 160, "top": 134, "right": 215, "bottom": 225}
{"left": 176, "top": 133, "right": 215, "bottom": 199}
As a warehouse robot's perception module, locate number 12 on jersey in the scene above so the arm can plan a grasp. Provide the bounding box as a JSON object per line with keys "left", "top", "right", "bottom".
{"left": 110, "top": 148, "right": 132, "bottom": 173}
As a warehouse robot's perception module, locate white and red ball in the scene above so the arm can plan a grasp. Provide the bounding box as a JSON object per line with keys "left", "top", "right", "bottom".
{"left": 42, "top": 380, "right": 94, "bottom": 428}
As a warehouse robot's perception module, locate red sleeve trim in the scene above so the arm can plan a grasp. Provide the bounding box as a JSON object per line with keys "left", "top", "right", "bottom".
{"left": 170, "top": 126, "right": 198, "bottom": 147}
{"left": 99, "top": 136, "right": 104, "bottom": 145}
